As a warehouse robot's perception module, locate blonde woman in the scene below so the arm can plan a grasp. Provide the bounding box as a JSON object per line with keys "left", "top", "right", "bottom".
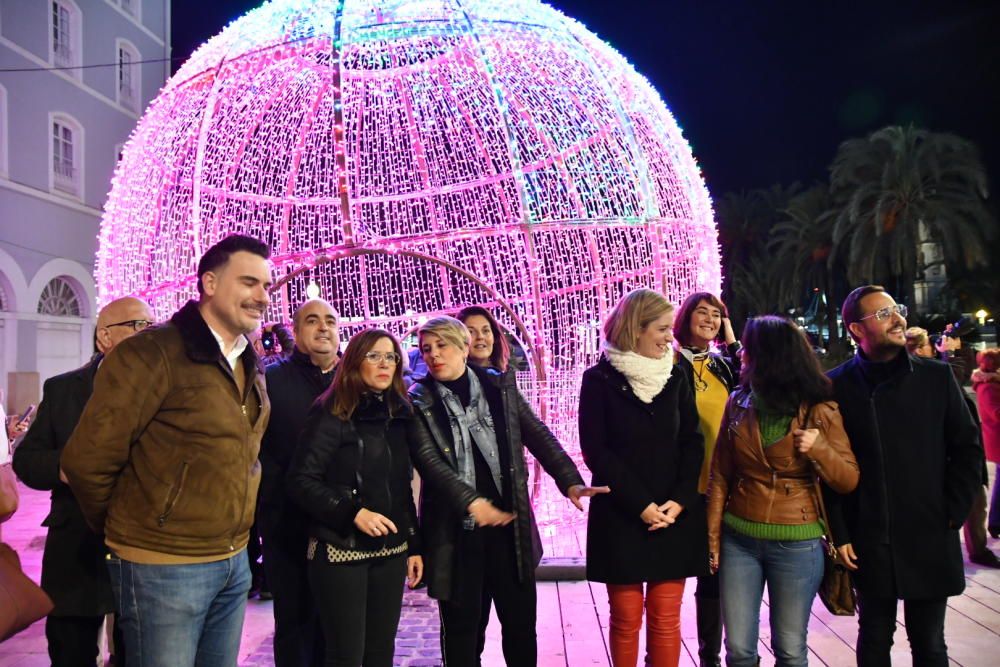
{"left": 579, "top": 289, "right": 708, "bottom": 666}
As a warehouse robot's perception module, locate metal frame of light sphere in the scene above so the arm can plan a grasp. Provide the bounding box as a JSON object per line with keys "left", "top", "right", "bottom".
{"left": 97, "top": 0, "right": 721, "bottom": 531}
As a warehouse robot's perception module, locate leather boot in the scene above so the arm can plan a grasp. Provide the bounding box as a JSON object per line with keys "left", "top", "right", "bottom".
{"left": 695, "top": 594, "right": 722, "bottom": 667}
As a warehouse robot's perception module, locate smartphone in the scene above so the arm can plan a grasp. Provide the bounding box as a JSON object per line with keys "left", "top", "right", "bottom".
{"left": 17, "top": 404, "right": 36, "bottom": 425}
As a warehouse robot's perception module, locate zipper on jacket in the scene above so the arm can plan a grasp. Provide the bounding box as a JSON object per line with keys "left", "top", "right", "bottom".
{"left": 765, "top": 471, "right": 777, "bottom": 523}
{"left": 157, "top": 462, "right": 190, "bottom": 527}
{"left": 500, "top": 384, "right": 525, "bottom": 582}
{"left": 230, "top": 378, "right": 258, "bottom": 551}
{"left": 383, "top": 420, "right": 393, "bottom": 524}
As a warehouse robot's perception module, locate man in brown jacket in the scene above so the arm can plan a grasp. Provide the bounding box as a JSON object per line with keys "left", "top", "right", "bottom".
{"left": 62, "top": 235, "right": 273, "bottom": 667}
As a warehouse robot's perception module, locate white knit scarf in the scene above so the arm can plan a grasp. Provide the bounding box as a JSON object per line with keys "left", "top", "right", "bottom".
{"left": 604, "top": 344, "right": 673, "bottom": 403}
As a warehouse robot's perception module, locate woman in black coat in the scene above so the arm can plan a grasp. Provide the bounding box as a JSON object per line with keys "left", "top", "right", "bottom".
{"left": 408, "top": 316, "right": 606, "bottom": 667}
{"left": 580, "top": 289, "right": 708, "bottom": 667}
{"left": 287, "top": 329, "right": 423, "bottom": 667}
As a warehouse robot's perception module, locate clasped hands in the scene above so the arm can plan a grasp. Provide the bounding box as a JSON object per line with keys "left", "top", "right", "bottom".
{"left": 640, "top": 500, "right": 683, "bottom": 531}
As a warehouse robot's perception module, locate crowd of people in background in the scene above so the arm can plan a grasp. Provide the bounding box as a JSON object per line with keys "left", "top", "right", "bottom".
{"left": 1, "top": 233, "right": 996, "bottom": 667}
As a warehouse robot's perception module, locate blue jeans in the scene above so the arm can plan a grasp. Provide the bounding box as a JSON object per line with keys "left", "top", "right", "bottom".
{"left": 107, "top": 552, "right": 251, "bottom": 667}
{"left": 719, "top": 528, "right": 824, "bottom": 667}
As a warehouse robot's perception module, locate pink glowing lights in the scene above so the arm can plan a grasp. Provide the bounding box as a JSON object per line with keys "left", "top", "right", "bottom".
{"left": 97, "top": 0, "right": 720, "bottom": 532}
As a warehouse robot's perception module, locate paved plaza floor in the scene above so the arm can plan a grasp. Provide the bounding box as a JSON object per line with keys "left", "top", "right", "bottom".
{"left": 2, "top": 482, "right": 999, "bottom": 666}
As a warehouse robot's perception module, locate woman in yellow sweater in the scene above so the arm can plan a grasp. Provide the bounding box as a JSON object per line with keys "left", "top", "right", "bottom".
{"left": 672, "top": 292, "right": 740, "bottom": 667}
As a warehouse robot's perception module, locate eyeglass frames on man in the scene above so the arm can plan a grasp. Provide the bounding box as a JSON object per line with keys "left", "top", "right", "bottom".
{"left": 858, "top": 304, "right": 908, "bottom": 322}
{"left": 364, "top": 351, "right": 400, "bottom": 365}
{"left": 104, "top": 319, "right": 154, "bottom": 331}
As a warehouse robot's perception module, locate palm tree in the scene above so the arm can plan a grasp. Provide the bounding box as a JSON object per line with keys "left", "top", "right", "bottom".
{"left": 727, "top": 252, "right": 787, "bottom": 321}
{"left": 769, "top": 184, "right": 848, "bottom": 349}
{"left": 829, "top": 125, "right": 994, "bottom": 310}
{"left": 717, "top": 183, "right": 802, "bottom": 324}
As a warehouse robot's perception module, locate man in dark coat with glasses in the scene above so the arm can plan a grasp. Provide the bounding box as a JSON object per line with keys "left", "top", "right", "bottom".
{"left": 825, "top": 285, "right": 982, "bottom": 666}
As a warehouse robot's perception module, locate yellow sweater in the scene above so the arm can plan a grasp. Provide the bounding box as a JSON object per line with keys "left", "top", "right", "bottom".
{"left": 693, "top": 356, "right": 729, "bottom": 494}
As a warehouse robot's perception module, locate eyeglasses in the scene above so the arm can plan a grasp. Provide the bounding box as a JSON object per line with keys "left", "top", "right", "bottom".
{"left": 364, "top": 351, "right": 400, "bottom": 365}
{"left": 858, "top": 304, "right": 908, "bottom": 322}
{"left": 105, "top": 319, "right": 154, "bottom": 331}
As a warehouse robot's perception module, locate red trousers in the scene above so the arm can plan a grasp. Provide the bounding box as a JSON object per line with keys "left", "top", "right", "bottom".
{"left": 607, "top": 580, "right": 685, "bottom": 667}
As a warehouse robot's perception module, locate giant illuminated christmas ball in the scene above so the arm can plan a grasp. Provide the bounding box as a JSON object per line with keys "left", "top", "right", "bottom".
{"left": 98, "top": 0, "right": 720, "bottom": 529}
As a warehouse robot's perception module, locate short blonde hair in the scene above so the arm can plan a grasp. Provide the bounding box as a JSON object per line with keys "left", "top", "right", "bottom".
{"left": 604, "top": 288, "right": 674, "bottom": 352}
{"left": 904, "top": 326, "right": 929, "bottom": 353}
{"left": 418, "top": 316, "right": 470, "bottom": 351}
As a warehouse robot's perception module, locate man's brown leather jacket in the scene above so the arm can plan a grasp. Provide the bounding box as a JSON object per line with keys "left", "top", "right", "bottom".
{"left": 707, "top": 391, "right": 859, "bottom": 557}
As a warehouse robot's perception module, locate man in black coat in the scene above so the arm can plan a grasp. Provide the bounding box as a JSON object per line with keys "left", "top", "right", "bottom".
{"left": 826, "top": 285, "right": 982, "bottom": 667}
{"left": 13, "top": 296, "right": 153, "bottom": 666}
{"left": 257, "top": 298, "right": 340, "bottom": 666}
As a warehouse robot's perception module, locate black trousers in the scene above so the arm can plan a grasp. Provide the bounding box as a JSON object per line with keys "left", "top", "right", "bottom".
{"left": 309, "top": 552, "right": 406, "bottom": 667}
{"left": 856, "top": 593, "right": 948, "bottom": 667}
{"left": 260, "top": 511, "right": 323, "bottom": 666}
{"left": 46, "top": 614, "right": 125, "bottom": 667}
{"left": 441, "top": 525, "right": 537, "bottom": 667}
{"left": 694, "top": 572, "right": 722, "bottom": 665}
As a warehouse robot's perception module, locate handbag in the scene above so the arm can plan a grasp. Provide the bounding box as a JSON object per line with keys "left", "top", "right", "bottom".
{"left": 0, "top": 463, "right": 18, "bottom": 524}
{"left": 812, "top": 473, "right": 857, "bottom": 616}
{"left": 0, "top": 542, "right": 54, "bottom": 641}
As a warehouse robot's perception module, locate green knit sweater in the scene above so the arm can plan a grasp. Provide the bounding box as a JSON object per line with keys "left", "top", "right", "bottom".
{"left": 724, "top": 394, "right": 824, "bottom": 542}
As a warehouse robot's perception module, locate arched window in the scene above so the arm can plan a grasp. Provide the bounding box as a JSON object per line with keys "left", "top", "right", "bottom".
{"left": 50, "top": 113, "right": 84, "bottom": 197}
{"left": 116, "top": 39, "right": 141, "bottom": 111}
{"left": 37, "top": 277, "right": 82, "bottom": 316}
{"left": 50, "top": 0, "right": 83, "bottom": 77}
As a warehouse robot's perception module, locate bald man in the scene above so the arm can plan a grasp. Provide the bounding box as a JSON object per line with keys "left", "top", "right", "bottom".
{"left": 258, "top": 299, "right": 339, "bottom": 666}
{"left": 14, "top": 296, "right": 153, "bottom": 667}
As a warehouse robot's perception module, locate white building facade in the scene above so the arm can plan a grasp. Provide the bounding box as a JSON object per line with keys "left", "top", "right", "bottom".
{"left": 0, "top": 0, "right": 169, "bottom": 410}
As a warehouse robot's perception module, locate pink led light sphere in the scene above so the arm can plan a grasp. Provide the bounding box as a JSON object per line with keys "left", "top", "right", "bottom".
{"left": 98, "top": 0, "right": 720, "bottom": 532}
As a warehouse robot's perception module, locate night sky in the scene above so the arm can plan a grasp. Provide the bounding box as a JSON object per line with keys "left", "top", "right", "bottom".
{"left": 170, "top": 0, "right": 1000, "bottom": 199}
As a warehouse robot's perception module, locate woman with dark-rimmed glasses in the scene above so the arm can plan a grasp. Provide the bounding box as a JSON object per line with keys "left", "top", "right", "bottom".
{"left": 287, "top": 329, "right": 423, "bottom": 667}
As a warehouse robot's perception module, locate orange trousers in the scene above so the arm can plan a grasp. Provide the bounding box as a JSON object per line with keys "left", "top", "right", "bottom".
{"left": 607, "top": 579, "right": 685, "bottom": 667}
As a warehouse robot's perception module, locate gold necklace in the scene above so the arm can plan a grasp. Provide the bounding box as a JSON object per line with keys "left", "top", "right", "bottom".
{"left": 693, "top": 357, "right": 709, "bottom": 392}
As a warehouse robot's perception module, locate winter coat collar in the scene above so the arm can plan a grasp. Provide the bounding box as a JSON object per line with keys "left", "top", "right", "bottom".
{"left": 848, "top": 348, "right": 912, "bottom": 393}
{"left": 289, "top": 347, "right": 340, "bottom": 373}
{"left": 410, "top": 363, "right": 506, "bottom": 409}
{"left": 169, "top": 300, "right": 265, "bottom": 374}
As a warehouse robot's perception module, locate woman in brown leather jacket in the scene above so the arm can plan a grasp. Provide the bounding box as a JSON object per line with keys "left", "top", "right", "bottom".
{"left": 707, "top": 316, "right": 858, "bottom": 667}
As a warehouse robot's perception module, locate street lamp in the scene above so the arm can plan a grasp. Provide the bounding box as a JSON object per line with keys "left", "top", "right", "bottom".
{"left": 976, "top": 309, "right": 988, "bottom": 326}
